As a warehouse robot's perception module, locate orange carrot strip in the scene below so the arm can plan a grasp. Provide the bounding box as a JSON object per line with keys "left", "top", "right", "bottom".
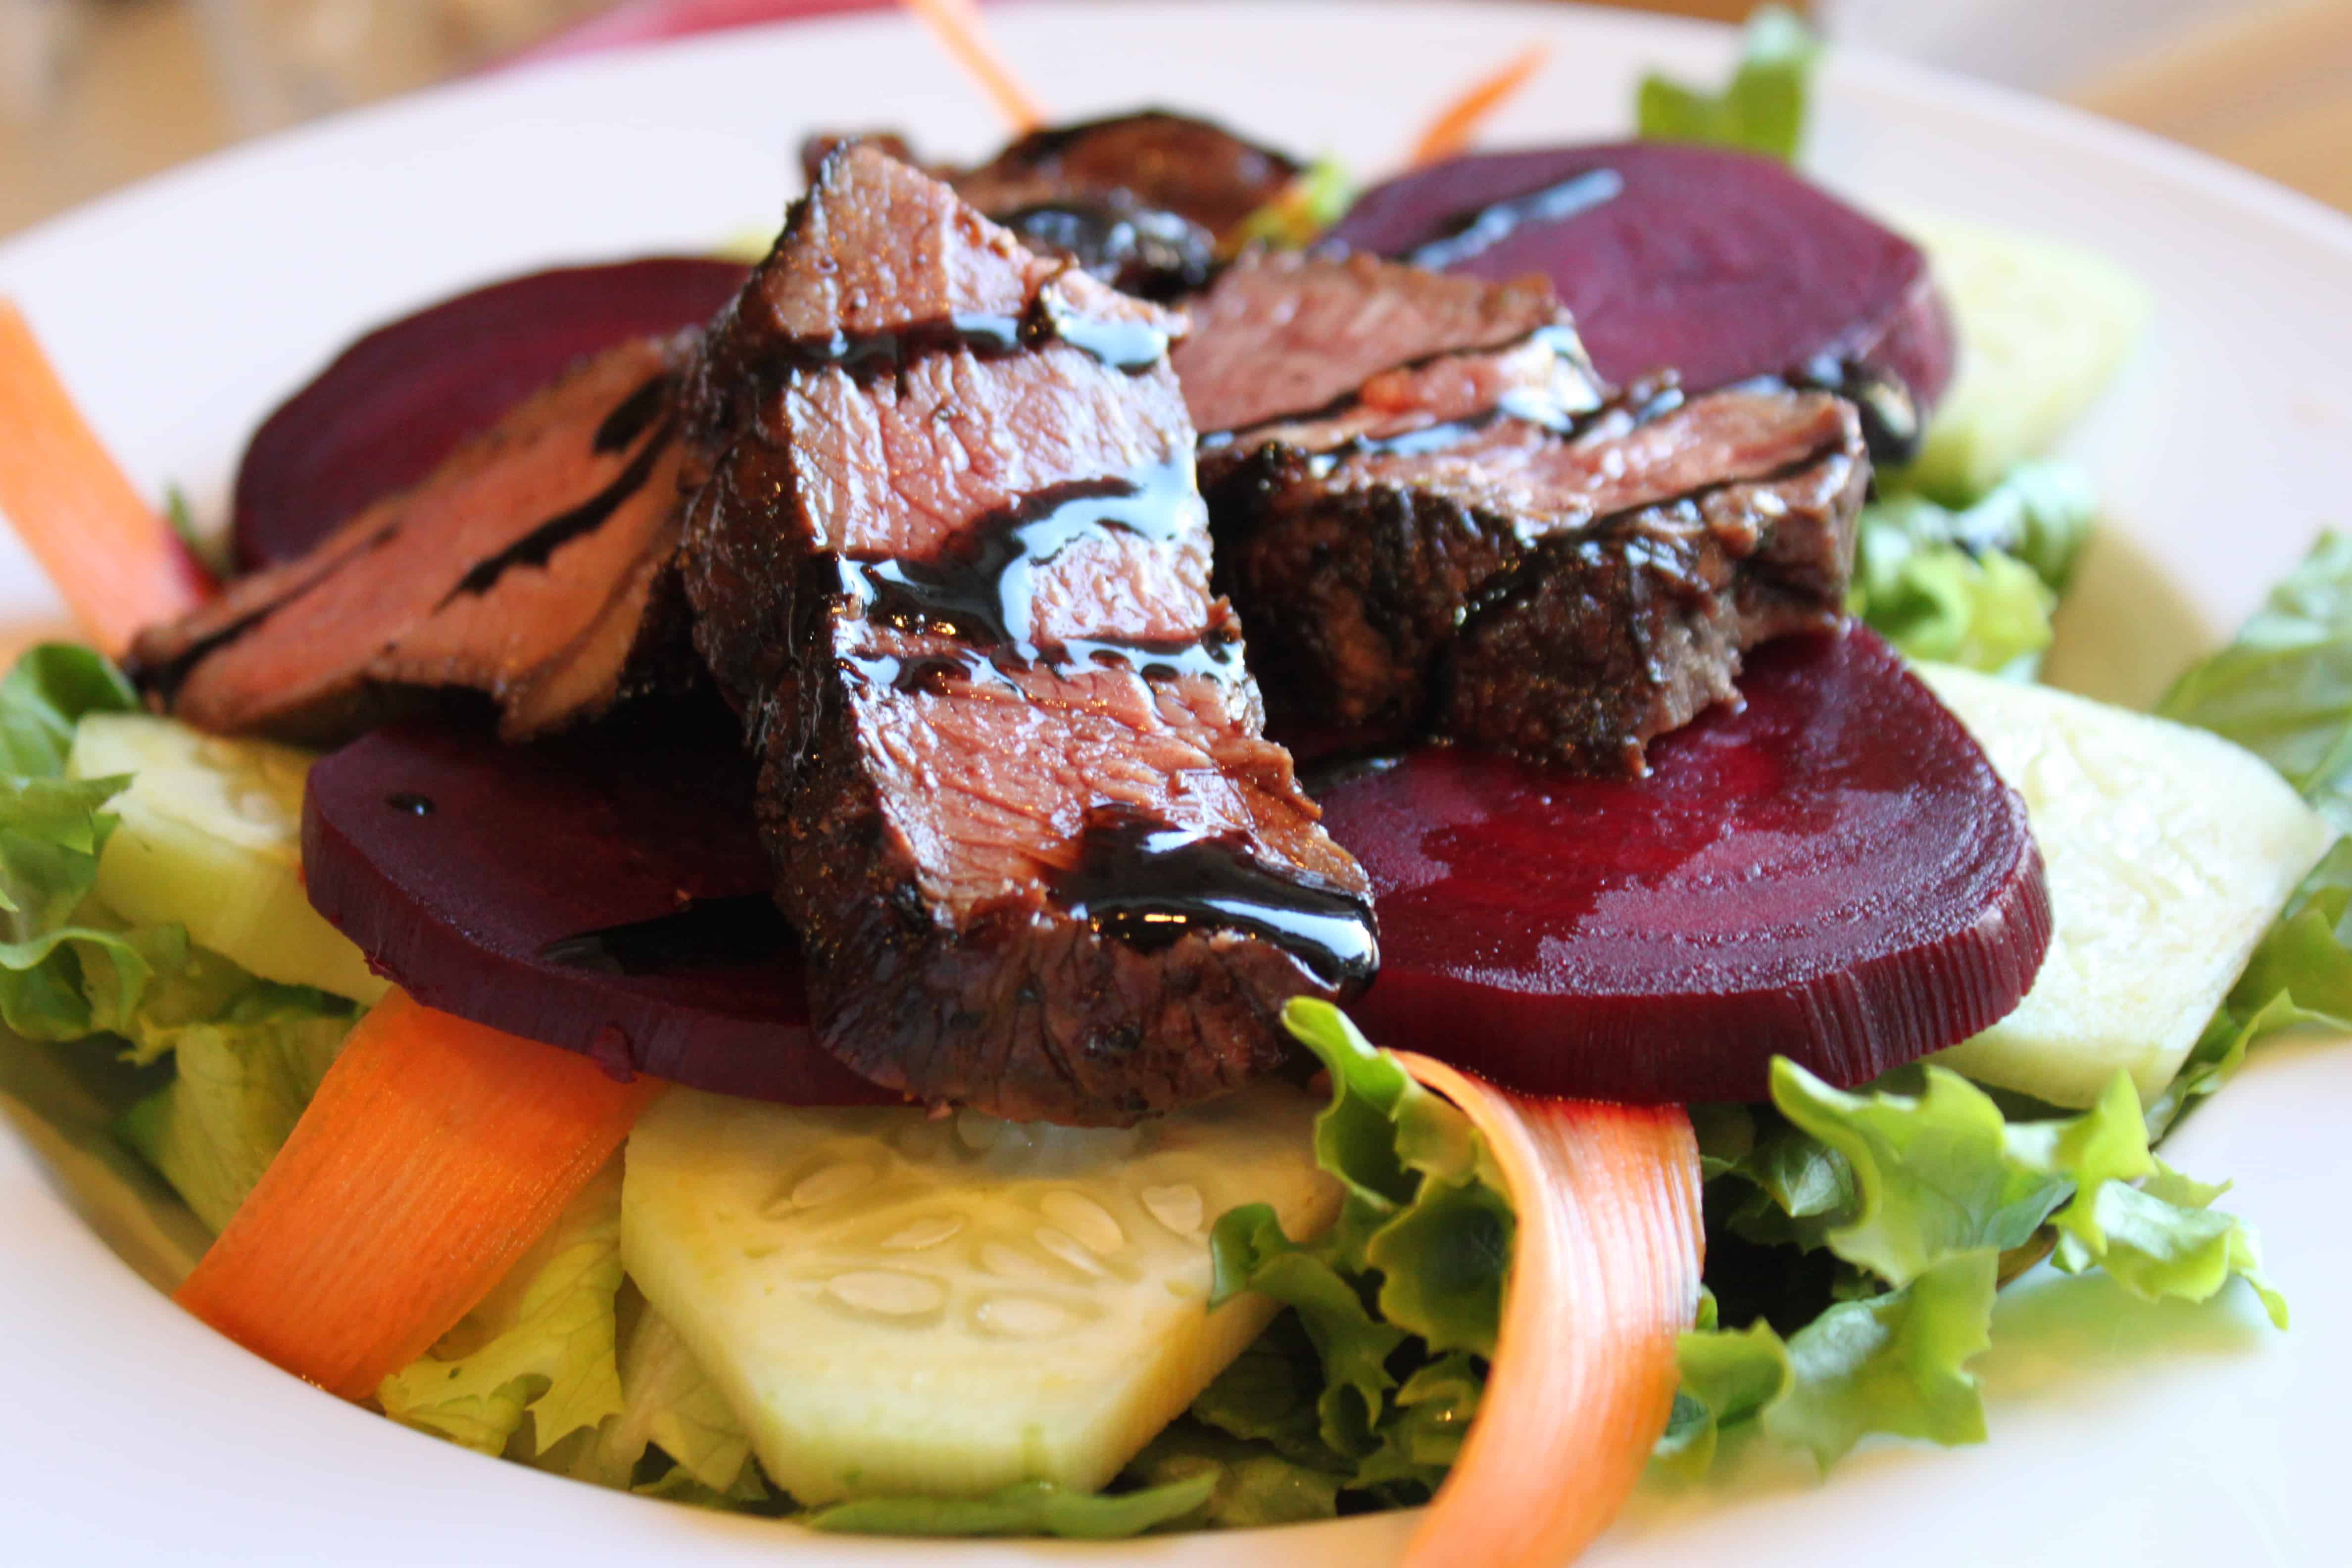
{"left": 903, "top": 0, "right": 1048, "bottom": 133}
{"left": 1395, "top": 1054, "right": 1703, "bottom": 1568}
{"left": 1405, "top": 43, "right": 1551, "bottom": 168}
{"left": 0, "top": 300, "right": 214, "bottom": 657}
{"left": 175, "top": 990, "right": 663, "bottom": 1401}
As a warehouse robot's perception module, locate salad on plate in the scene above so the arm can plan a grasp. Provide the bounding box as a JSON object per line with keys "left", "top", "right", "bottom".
{"left": 0, "top": 10, "right": 2345, "bottom": 1564}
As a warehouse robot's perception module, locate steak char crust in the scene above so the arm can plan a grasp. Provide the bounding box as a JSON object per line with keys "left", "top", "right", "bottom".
{"left": 1179, "top": 252, "right": 1868, "bottom": 771}
{"left": 686, "top": 146, "right": 1374, "bottom": 1126}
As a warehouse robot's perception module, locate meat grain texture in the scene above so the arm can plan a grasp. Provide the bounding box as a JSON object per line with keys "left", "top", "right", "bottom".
{"left": 129, "top": 334, "right": 703, "bottom": 744}
{"left": 1179, "top": 252, "right": 1867, "bottom": 771}
{"left": 686, "top": 146, "right": 1373, "bottom": 1126}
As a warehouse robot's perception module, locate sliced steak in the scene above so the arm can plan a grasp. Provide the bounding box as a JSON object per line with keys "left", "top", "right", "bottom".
{"left": 931, "top": 109, "right": 1302, "bottom": 241}
{"left": 1184, "top": 253, "right": 1866, "bottom": 771}
{"left": 685, "top": 145, "right": 1374, "bottom": 1127}
{"left": 127, "top": 336, "right": 701, "bottom": 745}
{"left": 1174, "top": 250, "right": 1596, "bottom": 440}
{"left": 799, "top": 110, "right": 1302, "bottom": 298}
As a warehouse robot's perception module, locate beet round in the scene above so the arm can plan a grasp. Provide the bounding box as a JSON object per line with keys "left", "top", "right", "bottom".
{"left": 1314, "top": 627, "right": 2049, "bottom": 1104}
{"left": 1326, "top": 143, "right": 1955, "bottom": 409}
{"left": 302, "top": 710, "right": 893, "bottom": 1106}
{"left": 234, "top": 257, "right": 747, "bottom": 571}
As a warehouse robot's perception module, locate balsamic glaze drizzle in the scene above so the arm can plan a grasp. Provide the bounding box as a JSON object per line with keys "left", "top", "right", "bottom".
{"left": 592, "top": 373, "right": 676, "bottom": 454}
{"left": 845, "top": 449, "right": 1204, "bottom": 664}
{"left": 1054, "top": 802, "right": 1376, "bottom": 986}
{"left": 1752, "top": 355, "right": 1923, "bottom": 467}
{"left": 765, "top": 297, "right": 1167, "bottom": 385}
{"left": 539, "top": 894, "right": 793, "bottom": 976}
{"left": 1402, "top": 168, "right": 1625, "bottom": 271}
{"left": 441, "top": 418, "right": 675, "bottom": 605}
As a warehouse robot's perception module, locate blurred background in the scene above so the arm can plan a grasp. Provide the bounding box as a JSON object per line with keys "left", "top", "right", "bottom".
{"left": 0, "top": 0, "right": 2346, "bottom": 237}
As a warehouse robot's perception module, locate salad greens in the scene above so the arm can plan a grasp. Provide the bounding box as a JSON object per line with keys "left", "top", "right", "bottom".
{"left": 2161, "top": 530, "right": 2352, "bottom": 833}
{"left": 0, "top": 643, "right": 626, "bottom": 1478}
{"left": 1636, "top": 6, "right": 1818, "bottom": 163}
{"left": 380, "top": 1161, "right": 629, "bottom": 1459}
{"left": 1849, "top": 461, "right": 2098, "bottom": 677}
{"left": 112, "top": 972, "right": 354, "bottom": 1231}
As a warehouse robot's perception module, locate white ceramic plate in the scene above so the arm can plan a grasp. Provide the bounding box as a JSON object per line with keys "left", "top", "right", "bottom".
{"left": 4, "top": 3, "right": 2350, "bottom": 1564}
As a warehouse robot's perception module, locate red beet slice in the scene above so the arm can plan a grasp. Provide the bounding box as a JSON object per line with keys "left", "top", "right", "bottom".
{"left": 1314, "top": 626, "right": 2049, "bottom": 1104}
{"left": 1325, "top": 143, "right": 1955, "bottom": 412}
{"left": 234, "top": 257, "right": 748, "bottom": 571}
{"left": 301, "top": 709, "right": 894, "bottom": 1106}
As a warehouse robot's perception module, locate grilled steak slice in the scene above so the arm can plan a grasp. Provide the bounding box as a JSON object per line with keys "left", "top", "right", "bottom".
{"left": 1174, "top": 250, "right": 1597, "bottom": 440}
{"left": 932, "top": 110, "right": 1303, "bottom": 241}
{"left": 127, "top": 336, "right": 701, "bottom": 745}
{"left": 1214, "top": 390, "right": 1866, "bottom": 770}
{"left": 1183, "top": 254, "right": 1866, "bottom": 771}
{"left": 685, "top": 145, "right": 1374, "bottom": 1126}
{"left": 799, "top": 110, "right": 1301, "bottom": 298}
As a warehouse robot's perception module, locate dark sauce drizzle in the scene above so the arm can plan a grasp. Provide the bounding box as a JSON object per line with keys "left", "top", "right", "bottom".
{"left": 1401, "top": 168, "right": 1625, "bottom": 271}
{"left": 539, "top": 893, "right": 794, "bottom": 976}
{"left": 1054, "top": 802, "right": 1376, "bottom": 987}
{"left": 123, "top": 519, "right": 403, "bottom": 704}
{"left": 996, "top": 198, "right": 1214, "bottom": 301}
{"left": 441, "top": 417, "right": 676, "bottom": 605}
{"left": 784, "top": 279, "right": 1358, "bottom": 980}
{"left": 764, "top": 296, "right": 1167, "bottom": 385}
{"left": 592, "top": 372, "right": 677, "bottom": 454}
{"left": 1303, "top": 375, "right": 1685, "bottom": 478}
{"left": 845, "top": 449, "right": 1204, "bottom": 665}
{"left": 1742, "top": 354, "right": 1923, "bottom": 467}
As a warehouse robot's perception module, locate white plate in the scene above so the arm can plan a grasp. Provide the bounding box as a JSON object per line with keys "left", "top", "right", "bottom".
{"left": 3, "top": 3, "right": 2349, "bottom": 1564}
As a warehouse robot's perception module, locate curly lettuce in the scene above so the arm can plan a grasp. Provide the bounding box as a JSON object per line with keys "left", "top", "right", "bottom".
{"left": 1202, "top": 1002, "right": 1503, "bottom": 1506}
{"left": 1851, "top": 462, "right": 2097, "bottom": 677}
{"left": 2161, "top": 530, "right": 2352, "bottom": 833}
{"left": 0, "top": 645, "right": 192, "bottom": 1041}
{"left": 379, "top": 1160, "right": 628, "bottom": 1459}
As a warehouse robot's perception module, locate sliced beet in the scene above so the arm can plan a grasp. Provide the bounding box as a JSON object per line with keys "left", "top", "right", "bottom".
{"left": 1325, "top": 143, "right": 1955, "bottom": 413}
{"left": 234, "top": 257, "right": 747, "bottom": 571}
{"left": 301, "top": 708, "right": 894, "bottom": 1106}
{"left": 1313, "top": 626, "right": 2049, "bottom": 1104}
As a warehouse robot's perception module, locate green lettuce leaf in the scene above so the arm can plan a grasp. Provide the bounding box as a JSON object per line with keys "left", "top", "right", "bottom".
{"left": 557, "top": 1306, "right": 758, "bottom": 1497}
{"left": 804, "top": 1474, "right": 1217, "bottom": 1539}
{"left": 1849, "top": 463, "right": 2096, "bottom": 676}
{"left": 0, "top": 645, "right": 192, "bottom": 1042}
{"left": 1205, "top": 1001, "right": 1505, "bottom": 1503}
{"left": 2159, "top": 530, "right": 2352, "bottom": 831}
{"left": 379, "top": 1160, "right": 627, "bottom": 1458}
{"left": 1676, "top": 1061, "right": 2282, "bottom": 1471}
{"left": 1654, "top": 1300, "right": 1791, "bottom": 1479}
{"left": 1761, "top": 1251, "right": 1997, "bottom": 1467}
{"left": 2143, "top": 539, "right": 2352, "bottom": 1132}
{"left": 0, "top": 644, "right": 136, "bottom": 777}
{"left": 1124, "top": 1420, "right": 1343, "bottom": 1529}
{"left": 112, "top": 978, "right": 356, "bottom": 1231}
{"left": 1636, "top": 6, "right": 1818, "bottom": 162}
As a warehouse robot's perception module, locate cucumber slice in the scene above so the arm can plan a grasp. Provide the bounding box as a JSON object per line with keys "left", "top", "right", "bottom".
{"left": 1894, "top": 212, "right": 2153, "bottom": 505}
{"left": 66, "top": 714, "right": 387, "bottom": 1003}
{"left": 1921, "top": 665, "right": 2333, "bottom": 1106}
{"left": 623, "top": 1084, "right": 1339, "bottom": 1504}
